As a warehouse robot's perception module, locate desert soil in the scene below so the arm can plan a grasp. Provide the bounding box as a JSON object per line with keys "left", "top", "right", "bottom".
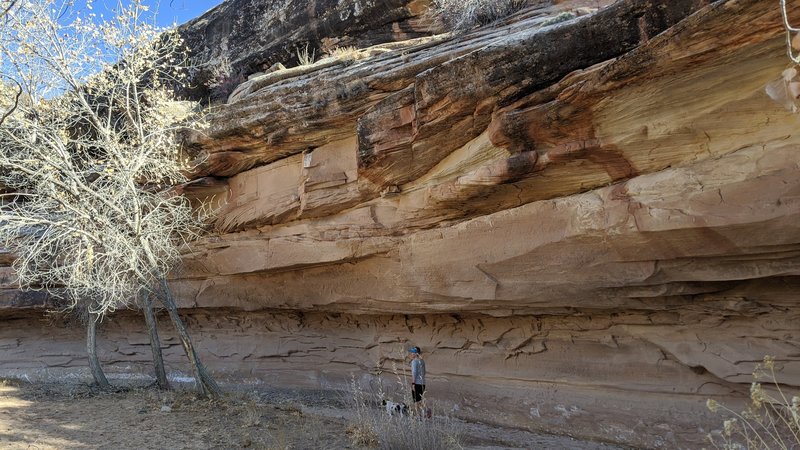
{"left": 0, "top": 380, "right": 625, "bottom": 449}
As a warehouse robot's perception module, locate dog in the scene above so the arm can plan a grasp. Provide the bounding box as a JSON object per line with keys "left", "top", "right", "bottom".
{"left": 381, "top": 399, "right": 409, "bottom": 416}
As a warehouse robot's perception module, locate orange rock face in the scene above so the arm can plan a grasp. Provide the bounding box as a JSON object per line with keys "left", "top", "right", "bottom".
{"left": 1, "top": 0, "right": 799, "bottom": 447}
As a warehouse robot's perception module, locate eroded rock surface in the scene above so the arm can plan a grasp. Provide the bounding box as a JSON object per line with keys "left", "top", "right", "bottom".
{"left": 1, "top": 0, "right": 799, "bottom": 448}
{"left": 179, "top": 0, "right": 438, "bottom": 100}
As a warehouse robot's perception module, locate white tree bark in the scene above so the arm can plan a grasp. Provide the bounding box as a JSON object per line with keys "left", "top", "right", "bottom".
{"left": 142, "top": 292, "right": 169, "bottom": 390}
{"left": 86, "top": 311, "right": 110, "bottom": 390}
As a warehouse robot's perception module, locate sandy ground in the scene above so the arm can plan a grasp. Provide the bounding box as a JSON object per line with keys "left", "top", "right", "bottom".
{"left": 0, "top": 380, "right": 626, "bottom": 449}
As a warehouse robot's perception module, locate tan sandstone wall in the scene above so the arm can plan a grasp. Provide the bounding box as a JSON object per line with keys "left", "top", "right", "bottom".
{"left": 2, "top": 305, "right": 793, "bottom": 447}
{"left": 1, "top": 0, "right": 799, "bottom": 448}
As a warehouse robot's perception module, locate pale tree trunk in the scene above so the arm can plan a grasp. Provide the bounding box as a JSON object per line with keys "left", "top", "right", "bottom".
{"left": 142, "top": 292, "right": 170, "bottom": 390}
{"left": 86, "top": 311, "right": 111, "bottom": 390}
{"left": 157, "top": 278, "right": 221, "bottom": 398}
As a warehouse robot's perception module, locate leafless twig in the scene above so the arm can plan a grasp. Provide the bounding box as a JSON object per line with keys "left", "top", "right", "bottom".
{"left": 781, "top": 0, "right": 800, "bottom": 64}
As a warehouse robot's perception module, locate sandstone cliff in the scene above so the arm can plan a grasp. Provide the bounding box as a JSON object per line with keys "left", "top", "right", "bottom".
{"left": 1, "top": 0, "right": 799, "bottom": 448}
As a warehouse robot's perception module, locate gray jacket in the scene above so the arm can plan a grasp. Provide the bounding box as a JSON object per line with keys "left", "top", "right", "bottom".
{"left": 411, "top": 358, "right": 426, "bottom": 385}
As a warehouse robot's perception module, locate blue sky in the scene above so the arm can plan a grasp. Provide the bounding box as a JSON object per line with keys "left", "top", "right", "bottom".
{"left": 148, "top": 0, "right": 224, "bottom": 26}
{"left": 74, "top": 0, "right": 225, "bottom": 27}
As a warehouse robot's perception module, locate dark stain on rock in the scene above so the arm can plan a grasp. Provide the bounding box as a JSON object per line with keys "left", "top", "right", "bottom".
{"left": 336, "top": 80, "right": 369, "bottom": 101}
{"left": 356, "top": 119, "right": 376, "bottom": 168}
{"left": 542, "top": 139, "right": 637, "bottom": 181}
{"left": 587, "top": 145, "right": 638, "bottom": 180}
{"left": 489, "top": 108, "right": 537, "bottom": 153}
{"left": 267, "top": 128, "right": 288, "bottom": 146}
{"left": 505, "top": 151, "right": 540, "bottom": 184}
{"left": 488, "top": 0, "right": 706, "bottom": 109}
{"left": 355, "top": 86, "right": 416, "bottom": 178}
{"left": 178, "top": 0, "right": 433, "bottom": 101}
{"left": 9, "top": 291, "right": 50, "bottom": 309}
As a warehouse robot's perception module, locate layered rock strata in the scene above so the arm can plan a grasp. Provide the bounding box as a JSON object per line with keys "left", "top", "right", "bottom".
{"left": 1, "top": 0, "right": 800, "bottom": 448}
{"left": 179, "top": 0, "right": 439, "bottom": 100}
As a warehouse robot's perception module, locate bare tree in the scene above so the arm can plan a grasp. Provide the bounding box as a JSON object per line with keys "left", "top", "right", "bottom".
{"left": 0, "top": 0, "right": 220, "bottom": 396}
{"left": 0, "top": 1, "right": 21, "bottom": 125}
{"left": 0, "top": 79, "right": 22, "bottom": 126}
{"left": 0, "top": 1, "right": 16, "bottom": 18}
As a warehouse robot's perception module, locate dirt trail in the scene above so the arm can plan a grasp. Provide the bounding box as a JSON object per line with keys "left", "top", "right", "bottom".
{"left": 0, "top": 381, "right": 625, "bottom": 449}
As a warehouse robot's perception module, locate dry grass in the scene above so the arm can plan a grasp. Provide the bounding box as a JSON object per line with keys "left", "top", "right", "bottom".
{"left": 296, "top": 43, "right": 316, "bottom": 66}
{"left": 0, "top": 377, "right": 20, "bottom": 388}
{"left": 320, "top": 45, "right": 369, "bottom": 66}
{"left": 314, "top": 46, "right": 369, "bottom": 67}
{"left": 429, "top": 0, "right": 527, "bottom": 33}
{"left": 346, "top": 421, "right": 380, "bottom": 448}
{"left": 346, "top": 376, "right": 465, "bottom": 450}
{"left": 324, "top": 45, "right": 360, "bottom": 59}
{"left": 707, "top": 356, "right": 800, "bottom": 449}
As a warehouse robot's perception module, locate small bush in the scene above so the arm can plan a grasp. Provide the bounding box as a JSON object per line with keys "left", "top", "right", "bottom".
{"left": 346, "top": 421, "right": 380, "bottom": 448}
{"left": 429, "top": 0, "right": 527, "bottom": 33}
{"left": 296, "top": 43, "right": 316, "bottom": 66}
{"left": 205, "top": 57, "right": 245, "bottom": 103}
{"left": 706, "top": 356, "right": 800, "bottom": 449}
{"left": 325, "top": 46, "right": 360, "bottom": 59}
{"left": 242, "top": 399, "right": 262, "bottom": 427}
{"left": 319, "top": 45, "right": 371, "bottom": 65}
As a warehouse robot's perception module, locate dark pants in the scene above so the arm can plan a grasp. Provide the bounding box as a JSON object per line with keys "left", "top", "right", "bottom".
{"left": 412, "top": 383, "right": 426, "bottom": 402}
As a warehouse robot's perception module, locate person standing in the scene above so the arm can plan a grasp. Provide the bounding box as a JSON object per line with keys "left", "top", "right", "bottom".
{"left": 409, "top": 346, "right": 426, "bottom": 414}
